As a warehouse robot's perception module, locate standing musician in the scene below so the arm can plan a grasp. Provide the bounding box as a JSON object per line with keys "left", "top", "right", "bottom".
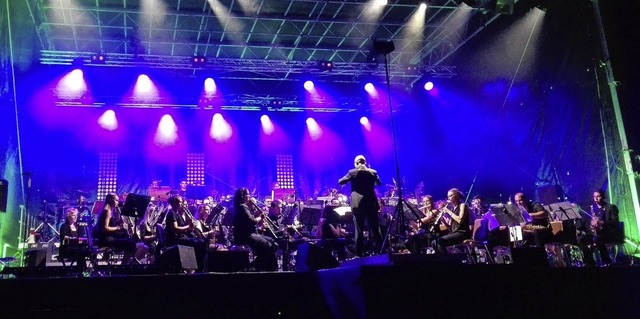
{"left": 232, "top": 187, "right": 278, "bottom": 271}
{"left": 432, "top": 188, "right": 470, "bottom": 253}
{"left": 96, "top": 193, "right": 136, "bottom": 263}
{"left": 338, "top": 155, "right": 383, "bottom": 257}
{"left": 165, "top": 195, "right": 208, "bottom": 271}
{"left": 578, "top": 190, "right": 621, "bottom": 265}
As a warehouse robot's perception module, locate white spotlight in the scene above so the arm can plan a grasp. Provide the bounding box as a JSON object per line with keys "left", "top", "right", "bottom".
{"left": 261, "top": 114, "right": 275, "bottom": 135}
{"left": 210, "top": 113, "right": 233, "bottom": 142}
{"left": 98, "top": 110, "right": 118, "bottom": 131}
{"left": 154, "top": 114, "right": 178, "bottom": 146}
{"left": 306, "top": 117, "right": 323, "bottom": 140}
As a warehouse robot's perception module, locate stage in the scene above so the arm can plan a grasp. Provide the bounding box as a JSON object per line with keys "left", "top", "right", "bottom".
{"left": 2, "top": 255, "right": 639, "bottom": 319}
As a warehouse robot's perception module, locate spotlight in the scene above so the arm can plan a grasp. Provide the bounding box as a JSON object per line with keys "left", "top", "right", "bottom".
{"left": 270, "top": 100, "right": 284, "bottom": 109}
{"left": 191, "top": 55, "right": 208, "bottom": 68}
{"left": 364, "top": 83, "right": 375, "bottom": 93}
{"left": 406, "top": 65, "right": 420, "bottom": 74}
{"left": 91, "top": 52, "right": 107, "bottom": 64}
{"left": 317, "top": 60, "right": 334, "bottom": 72}
{"left": 304, "top": 80, "right": 315, "bottom": 91}
{"left": 424, "top": 81, "right": 434, "bottom": 91}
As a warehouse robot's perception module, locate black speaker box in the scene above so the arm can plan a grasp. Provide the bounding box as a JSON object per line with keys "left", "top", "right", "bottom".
{"left": 0, "top": 178, "right": 8, "bottom": 213}
{"left": 157, "top": 245, "right": 198, "bottom": 271}
{"left": 511, "top": 247, "right": 549, "bottom": 267}
{"left": 206, "top": 250, "right": 250, "bottom": 272}
{"left": 25, "top": 248, "right": 47, "bottom": 267}
{"left": 295, "top": 242, "right": 339, "bottom": 271}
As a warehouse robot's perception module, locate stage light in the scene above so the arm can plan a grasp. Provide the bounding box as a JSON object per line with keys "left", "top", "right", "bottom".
{"left": 360, "top": 116, "right": 371, "bottom": 131}
{"left": 210, "top": 113, "right": 233, "bottom": 142}
{"left": 154, "top": 114, "right": 178, "bottom": 146}
{"left": 424, "top": 81, "right": 434, "bottom": 91}
{"left": 304, "top": 80, "right": 315, "bottom": 91}
{"left": 317, "top": 60, "right": 333, "bottom": 72}
{"left": 98, "top": 110, "right": 118, "bottom": 131}
{"left": 306, "top": 117, "right": 322, "bottom": 140}
{"left": 419, "top": 2, "right": 427, "bottom": 10}
{"left": 364, "top": 83, "right": 375, "bottom": 93}
{"left": 270, "top": 100, "right": 284, "bottom": 109}
{"left": 261, "top": 115, "right": 274, "bottom": 135}
{"left": 406, "top": 65, "right": 421, "bottom": 74}
{"left": 204, "top": 78, "right": 216, "bottom": 95}
{"left": 375, "top": 0, "right": 388, "bottom": 5}
{"left": 135, "top": 74, "right": 154, "bottom": 94}
{"left": 191, "top": 55, "right": 208, "bottom": 68}
{"left": 91, "top": 52, "right": 107, "bottom": 64}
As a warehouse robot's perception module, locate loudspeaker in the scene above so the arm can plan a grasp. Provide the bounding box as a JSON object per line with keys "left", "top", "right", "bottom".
{"left": 295, "top": 242, "right": 339, "bottom": 271}
{"left": 536, "top": 185, "right": 563, "bottom": 205}
{"left": 25, "top": 248, "right": 47, "bottom": 267}
{"left": 511, "top": 247, "right": 548, "bottom": 267}
{"left": 206, "top": 250, "right": 250, "bottom": 272}
{"left": 0, "top": 178, "right": 7, "bottom": 213}
{"left": 157, "top": 245, "right": 197, "bottom": 271}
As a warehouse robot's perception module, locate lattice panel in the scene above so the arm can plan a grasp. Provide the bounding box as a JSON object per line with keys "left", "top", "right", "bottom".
{"left": 276, "top": 154, "right": 294, "bottom": 189}
{"left": 186, "top": 153, "right": 205, "bottom": 186}
{"left": 97, "top": 153, "right": 118, "bottom": 199}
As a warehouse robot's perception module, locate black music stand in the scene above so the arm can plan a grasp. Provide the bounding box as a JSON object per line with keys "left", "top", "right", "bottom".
{"left": 121, "top": 194, "right": 151, "bottom": 218}
{"left": 300, "top": 206, "right": 322, "bottom": 228}
{"left": 546, "top": 202, "right": 580, "bottom": 221}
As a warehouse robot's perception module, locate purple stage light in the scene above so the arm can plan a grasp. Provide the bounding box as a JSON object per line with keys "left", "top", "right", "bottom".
{"left": 98, "top": 110, "right": 118, "bottom": 131}
{"left": 360, "top": 116, "right": 371, "bottom": 131}
{"left": 364, "top": 83, "right": 375, "bottom": 93}
{"left": 210, "top": 113, "right": 232, "bottom": 142}
{"left": 154, "top": 114, "right": 178, "bottom": 146}
{"left": 304, "top": 80, "right": 315, "bottom": 91}
{"left": 204, "top": 78, "right": 216, "bottom": 95}
{"left": 424, "top": 81, "right": 434, "bottom": 91}
{"left": 261, "top": 115, "right": 274, "bottom": 135}
{"left": 306, "top": 117, "right": 322, "bottom": 140}
{"left": 57, "top": 69, "right": 87, "bottom": 98}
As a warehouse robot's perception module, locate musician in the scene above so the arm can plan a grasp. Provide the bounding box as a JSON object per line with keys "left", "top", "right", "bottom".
{"left": 268, "top": 199, "right": 285, "bottom": 227}
{"left": 316, "top": 208, "right": 350, "bottom": 260}
{"left": 470, "top": 195, "right": 489, "bottom": 221}
{"left": 405, "top": 195, "right": 439, "bottom": 253}
{"left": 137, "top": 203, "right": 158, "bottom": 262}
{"left": 59, "top": 207, "right": 91, "bottom": 267}
{"left": 96, "top": 193, "right": 136, "bottom": 263}
{"left": 578, "top": 190, "right": 621, "bottom": 265}
{"left": 165, "top": 195, "right": 208, "bottom": 271}
{"left": 175, "top": 180, "right": 188, "bottom": 198}
{"left": 514, "top": 192, "right": 552, "bottom": 247}
{"left": 76, "top": 194, "right": 93, "bottom": 227}
{"left": 232, "top": 187, "right": 278, "bottom": 271}
{"left": 432, "top": 188, "right": 470, "bottom": 253}
{"left": 338, "top": 155, "right": 383, "bottom": 257}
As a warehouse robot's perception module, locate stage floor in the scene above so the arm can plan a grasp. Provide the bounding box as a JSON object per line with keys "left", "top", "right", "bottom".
{"left": 2, "top": 257, "right": 640, "bottom": 319}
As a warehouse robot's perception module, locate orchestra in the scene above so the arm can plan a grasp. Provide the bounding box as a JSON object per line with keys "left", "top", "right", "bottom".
{"left": 25, "top": 175, "right": 623, "bottom": 272}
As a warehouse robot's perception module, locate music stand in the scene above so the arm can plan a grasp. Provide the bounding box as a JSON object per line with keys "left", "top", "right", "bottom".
{"left": 300, "top": 206, "right": 322, "bottom": 227}
{"left": 546, "top": 202, "right": 580, "bottom": 221}
{"left": 504, "top": 204, "right": 532, "bottom": 224}
{"left": 121, "top": 193, "right": 151, "bottom": 218}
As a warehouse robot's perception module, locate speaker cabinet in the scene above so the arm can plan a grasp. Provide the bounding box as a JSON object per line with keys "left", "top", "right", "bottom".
{"left": 157, "top": 245, "right": 198, "bottom": 272}
{"left": 25, "top": 248, "right": 47, "bottom": 267}
{"left": 206, "top": 250, "right": 250, "bottom": 272}
{"left": 295, "top": 242, "right": 339, "bottom": 271}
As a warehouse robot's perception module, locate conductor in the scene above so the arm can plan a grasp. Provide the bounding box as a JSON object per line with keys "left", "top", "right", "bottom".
{"left": 338, "top": 155, "right": 383, "bottom": 257}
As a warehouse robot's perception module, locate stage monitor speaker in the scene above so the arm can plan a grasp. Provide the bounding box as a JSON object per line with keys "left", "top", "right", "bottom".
{"left": 157, "top": 245, "right": 197, "bottom": 272}
{"left": 207, "top": 250, "right": 250, "bottom": 272}
{"left": 536, "top": 185, "right": 563, "bottom": 205}
{"left": 511, "top": 247, "right": 548, "bottom": 267}
{"left": 0, "top": 178, "right": 7, "bottom": 213}
{"left": 25, "top": 248, "right": 47, "bottom": 267}
{"left": 295, "top": 242, "right": 339, "bottom": 272}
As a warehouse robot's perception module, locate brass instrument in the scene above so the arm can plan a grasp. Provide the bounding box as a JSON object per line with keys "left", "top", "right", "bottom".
{"left": 249, "top": 198, "right": 278, "bottom": 238}
{"left": 180, "top": 201, "right": 205, "bottom": 239}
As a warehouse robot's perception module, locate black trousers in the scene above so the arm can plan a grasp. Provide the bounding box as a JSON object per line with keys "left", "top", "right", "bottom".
{"left": 245, "top": 233, "right": 278, "bottom": 271}
{"left": 353, "top": 208, "right": 383, "bottom": 256}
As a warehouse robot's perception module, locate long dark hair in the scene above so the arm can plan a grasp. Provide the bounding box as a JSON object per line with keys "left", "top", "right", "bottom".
{"left": 233, "top": 188, "right": 249, "bottom": 208}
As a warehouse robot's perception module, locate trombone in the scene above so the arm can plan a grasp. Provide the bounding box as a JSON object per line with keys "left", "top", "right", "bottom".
{"left": 249, "top": 198, "right": 279, "bottom": 238}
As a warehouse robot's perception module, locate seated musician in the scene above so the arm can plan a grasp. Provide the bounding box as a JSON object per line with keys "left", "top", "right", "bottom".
{"left": 268, "top": 199, "right": 285, "bottom": 227}
{"left": 59, "top": 207, "right": 91, "bottom": 267}
{"left": 432, "top": 188, "right": 471, "bottom": 253}
{"left": 195, "top": 203, "right": 226, "bottom": 251}
{"left": 577, "top": 190, "right": 622, "bottom": 265}
{"left": 316, "top": 208, "right": 350, "bottom": 260}
{"left": 165, "top": 195, "right": 208, "bottom": 271}
{"left": 137, "top": 203, "right": 159, "bottom": 263}
{"left": 96, "top": 193, "right": 136, "bottom": 263}
{"left": 232, "top": 188, "right": 278, "bottom": 271}
{"left": 514, "top": 192, "right": 552, "bottom": 247}
{"left": 405, "top": 195, "right": 440, "bottom": 254}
